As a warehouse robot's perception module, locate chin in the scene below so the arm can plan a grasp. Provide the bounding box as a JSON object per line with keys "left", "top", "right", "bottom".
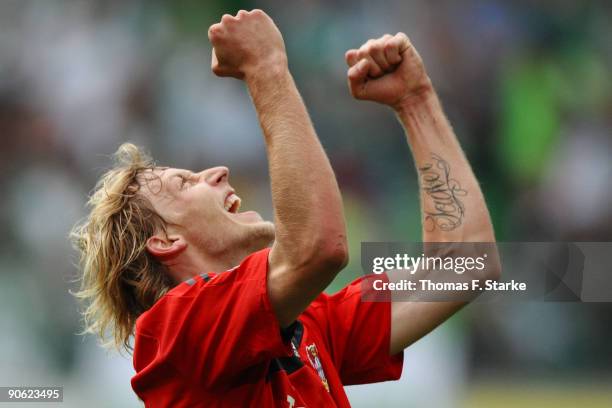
{"left": 244, "top": 221, "right": 275, "bottom": 250}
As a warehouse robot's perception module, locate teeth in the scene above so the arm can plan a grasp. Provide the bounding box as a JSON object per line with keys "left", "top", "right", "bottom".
{"left": 224, "top": 193, "right": 241, "bottom": 213}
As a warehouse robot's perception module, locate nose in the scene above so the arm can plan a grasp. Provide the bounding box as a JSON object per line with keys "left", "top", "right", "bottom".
{"left": 202, "top": 166, "right": 229, "bottom": 186}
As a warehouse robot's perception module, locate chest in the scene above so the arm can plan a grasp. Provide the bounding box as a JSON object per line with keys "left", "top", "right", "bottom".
{"left": 266, "top": 320, "right": 349, "bottom": 408}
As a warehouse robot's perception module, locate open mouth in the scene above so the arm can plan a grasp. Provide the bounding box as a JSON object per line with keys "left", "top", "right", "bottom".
{"left": 224, "top": 192, "right": 241, "bottom": 214}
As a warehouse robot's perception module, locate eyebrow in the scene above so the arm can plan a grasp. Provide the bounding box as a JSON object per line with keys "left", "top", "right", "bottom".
{"left": 147, "top": 168, "right": 192, "bottom": 196}
{"left": 143, "top": 167, "right": 171, "bottom": 193}
{"left": 168, "top": 170, "right": 194, "bottom": 189}
{"left": 154, "top": 166, "right": 169, "bottom": 180}
{"left": 171, "top": 173, "right": 184, "bottom": 184}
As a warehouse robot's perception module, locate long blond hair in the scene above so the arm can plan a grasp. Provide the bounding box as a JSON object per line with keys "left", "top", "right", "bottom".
{"left": 71, "top": 143, "right": 172, "bottom": 352}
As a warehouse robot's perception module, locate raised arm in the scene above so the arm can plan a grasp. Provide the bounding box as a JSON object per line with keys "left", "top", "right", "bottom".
{"left": 209, "top": 10, "right": 348, "bottom": 328}
{"left": 345, "top": 33, "right": 499, "bottom": 355}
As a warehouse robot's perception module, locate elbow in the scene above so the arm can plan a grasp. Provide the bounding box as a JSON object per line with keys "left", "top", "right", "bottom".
{"left": 464, "top": 230, "right": 501, "bottom": 282}
{"left": 322, "top": 240, "right": 350, "bottom": 272}
{"left": 307, "top": 235, "right": 349, "bottom": 273}
{"left": 484, "top": 247, "right": 502, "bottom": 282}
{"left": 472, "top": 242, "right": 501, "bottom": 284}
{"left": 281, "top": 220, "right": 349, "bottom": 274}
{"left": 317, "top": 239, "right": 349, "bottom": 272}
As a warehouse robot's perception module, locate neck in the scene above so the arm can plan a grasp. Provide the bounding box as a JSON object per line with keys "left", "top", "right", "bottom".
{"left": 164, "top": 246, "right": 250, "bottom": 284}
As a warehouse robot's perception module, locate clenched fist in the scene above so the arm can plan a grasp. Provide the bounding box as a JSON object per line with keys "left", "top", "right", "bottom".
{"left": 345, "top": 33, "right": 433, "bottom": 110}
{"left": 208, "top": 9, "right": 287, "bottom": 80}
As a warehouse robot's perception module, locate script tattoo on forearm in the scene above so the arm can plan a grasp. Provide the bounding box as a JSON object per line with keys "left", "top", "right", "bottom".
{"left": 419, "top": 154, "right": 467, "bottom": 232}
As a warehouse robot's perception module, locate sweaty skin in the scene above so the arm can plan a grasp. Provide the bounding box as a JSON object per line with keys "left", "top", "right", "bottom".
{"left": 345, "top": 33, "right": 500, "bottom": 355}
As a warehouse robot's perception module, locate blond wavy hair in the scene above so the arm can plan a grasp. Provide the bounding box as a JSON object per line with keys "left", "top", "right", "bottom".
{"left": 71, "top": 143, "right": 172, "bottom": 352}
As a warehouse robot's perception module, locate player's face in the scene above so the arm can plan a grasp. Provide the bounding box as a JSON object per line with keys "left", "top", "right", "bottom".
{"left": 139, "top": 166, "right": 275, "bottom": 256}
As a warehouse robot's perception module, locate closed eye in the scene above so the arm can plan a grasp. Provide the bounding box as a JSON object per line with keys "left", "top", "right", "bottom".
{"left": 180, "top": 174, "right": 197, "bottom": 189}
{"left": 175, "top": 174, "right": 189, "bottom": 189}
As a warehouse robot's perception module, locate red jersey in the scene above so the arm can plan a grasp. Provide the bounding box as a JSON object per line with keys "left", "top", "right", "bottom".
{"left": 131, "top": 248, "right": 403, "bottom": 407}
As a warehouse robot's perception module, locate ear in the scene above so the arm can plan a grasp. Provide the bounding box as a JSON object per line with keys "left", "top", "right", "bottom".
{"left": 146, "top": 233, "right": 188, "bottom": 260}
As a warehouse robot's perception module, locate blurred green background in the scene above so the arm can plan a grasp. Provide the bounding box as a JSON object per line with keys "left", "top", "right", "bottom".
{"left": 0, "top": 0, "right": 611, "bottom": 406}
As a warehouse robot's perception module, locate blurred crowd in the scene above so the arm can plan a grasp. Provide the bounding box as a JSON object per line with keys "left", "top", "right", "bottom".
{"left": 0, "top": 1, "right": 610, "bottom": 407}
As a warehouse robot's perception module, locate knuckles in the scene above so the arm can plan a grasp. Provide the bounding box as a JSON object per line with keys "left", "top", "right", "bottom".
{"left": 345, "top": 31, "right": 427, "bottom": 104}
{"left": 208, "top": 25, "right": 222, "bottom": 42}
{"left": 211, "top": 65, "right": 224, "bottom": 76}
{"left": 210, "top": 9, "right": 270, "bottom": 37}
{"left": 370, "top": 41, "right": 385, "bottom": 54}
{"left": 208, "top": 9, "right": 279, "bottom": 80}
{"left": 351, "top": 32, "right": 414, "bottom": 66}
{"left": 218, "top": 9, "right": 267, "bottom": 24}
{"left": 358, "top": 36, "right": 398, "bottom": 60}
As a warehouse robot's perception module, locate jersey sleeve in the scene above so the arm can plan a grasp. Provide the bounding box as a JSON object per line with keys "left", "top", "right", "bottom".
{"left": 308, "top": 274, "right": 404, "bottom": 386}
{"left": 136, "top": 247, "right": 292, "bottom": 388}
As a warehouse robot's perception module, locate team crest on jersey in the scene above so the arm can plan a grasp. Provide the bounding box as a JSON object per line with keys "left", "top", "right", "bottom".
{"left": 306, "top": 343, "right": 329, "bottom": 392}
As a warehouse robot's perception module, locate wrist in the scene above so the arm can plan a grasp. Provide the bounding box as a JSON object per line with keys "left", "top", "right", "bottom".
{"left": 392, "top": 79, "right": 435, "bottom": 115}
{"left": 244, "top": 54, "right": 290, "bottom": 86}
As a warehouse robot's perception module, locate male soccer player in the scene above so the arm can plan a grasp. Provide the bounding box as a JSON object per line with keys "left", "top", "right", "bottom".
{"left": 72, "top": 9, "right": 498, "bottom": 407}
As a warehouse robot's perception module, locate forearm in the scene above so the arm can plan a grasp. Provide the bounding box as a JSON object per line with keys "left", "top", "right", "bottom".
{"left": 208, "top": 9, "right": 347, "bottom": 327}
{"left": 344, "top": 31, "right": 499, "bottom": 354}
{"left": 397, "top": 89, "right": 495, "bottom": 244}
{"left": 246, "top": 67, "right": 347, "bottom": 282}
{"left": 388, "top": 90, "right": 498, "bottom": 354}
